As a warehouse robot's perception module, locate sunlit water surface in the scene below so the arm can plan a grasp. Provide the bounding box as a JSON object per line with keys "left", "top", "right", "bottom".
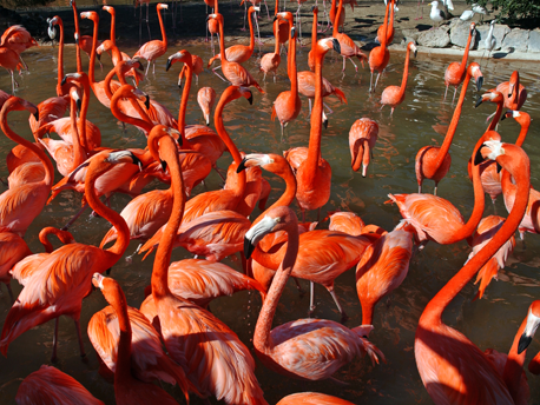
{"left": 0, "top": 42, "right": 539, "bottom": 405}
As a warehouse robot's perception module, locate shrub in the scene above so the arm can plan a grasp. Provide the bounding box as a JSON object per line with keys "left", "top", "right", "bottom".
{"left": 467, "top": 0, "right": 540, "bottom": 23}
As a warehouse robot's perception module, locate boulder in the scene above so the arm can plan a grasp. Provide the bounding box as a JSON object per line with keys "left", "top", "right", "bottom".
{"left": 501, "top": 28, "right": 529, "bottom": 53}
{"left": 528, "top": 29, "right": 540, "bottom": 53}
{"left": 476, "top": 24, "right": 510, "bottom": 51}
{"left": 417, "top": 27, "right": 450, "bottom": 48}
{"left": 450, "top": 19, "right": 477, "bottom": 48}
{"left": 402, "top": 28, "right": 420, "bottom": 44}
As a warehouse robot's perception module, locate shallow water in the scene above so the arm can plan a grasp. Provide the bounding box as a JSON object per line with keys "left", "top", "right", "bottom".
{"left": 0, "top": 40, "right": 539, "bottom": 405}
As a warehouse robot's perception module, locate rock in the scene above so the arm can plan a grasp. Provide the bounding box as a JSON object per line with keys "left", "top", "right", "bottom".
{"left": 417, "top": 28, "right": 450, "bottom": 48}
{"left": 476, "top": 24, "right": 510, "bottom": 51}
{"left": 501, "top": 28, "right": 529, "bottom": 53}
{"left": 528, "top": 29, "right": 540, "bottom": 53}
{"left": 402, "top": 28, "right": 420, "bottom": 44}
{"left": 449, "top": 19, "right": 477, "bottom": 48}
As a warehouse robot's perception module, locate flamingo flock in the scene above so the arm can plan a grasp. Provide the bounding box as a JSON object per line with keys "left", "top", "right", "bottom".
{"left": 0, "top": 1, "right": 539, "bottom": 404}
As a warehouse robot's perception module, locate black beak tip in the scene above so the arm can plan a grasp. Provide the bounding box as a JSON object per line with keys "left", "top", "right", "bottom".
{"left": 496, "top": 162, "right": 503, "bottom": 173}
{"left": 160, "top": 160, "right": 167, "bottom": 171}
{"left": 105, "top": 268, "right": 111, "bottom": 275}
{"left": 60, "top": 76, "right": 67, "bottom": 86}
{"left": 518, "top": 334, "right": 532, "bottom": 355}
{"left": 137, "top": 62, "right": 145, "bottom": 72}
{"left": 323, "top": 118, "right": 329, "bottom": 129}
{"left": 244, "top": 237, "right": 255, "bottom": 259}
{"left": 165, "top": 59, "right": 172, "bottom": 72}
{"left": 414, "top": 50, "right": 417, "bottom": 58}
{"left": 131, "top": 153, "right": 143, "bottom": 171}
{"left": 473, "top": 148, "right": 485, "bottom": 166}
{"left": 96, "top": 53, "right": 101, "bottom": 61}
{"left": 237, "top": 157, "right": 247, "bottom": 173}
{"left": 476, "top": 77, "right": 483, "bottom": 92}
{"left": 76, "top": 99, "right": 82, "bottom": 113}
{"left": 273, "top": 15, "right": 278, "bottom": 21}
{"left": 33, "top": 112, "right": 39, "bottom": 122}
{"left": 474, "top": 97, "right": 483, "bottom": 108}
{"left": 144, "top": 96, "right": 150, "bottom": 110}
{"left": 333, "top": 39, "right": 341, "bottom": 54}
{"left": 176, "top": 135, "right": 183, "bottom": 147}
{"left": 248, "top": 94, "right": 253, "bottom": 105}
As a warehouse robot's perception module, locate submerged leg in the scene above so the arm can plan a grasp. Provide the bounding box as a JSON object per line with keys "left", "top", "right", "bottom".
{"left": 51, "top": 318, "right": 59, "bottom": 363}
{"left": 62, "top": 203, "right": 89, "bottom": 231}
{"left": 125, "top": 243, "right": 143, "bottom": 264}
{"left": 308, "top": 281, "right": 316, "bottom": 316}
{"left": 74, "top": 319, "right": 86, "bottom": 358}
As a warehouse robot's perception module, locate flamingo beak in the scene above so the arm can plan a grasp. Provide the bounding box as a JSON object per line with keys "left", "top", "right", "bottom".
{"left": 76, "top": 98, "right": 82, "bottom": 113}
{"left": 165, "top": 58, "right": 172, "bottom": 72}
{"left": 475, "top": 96, "right": 484, "bottom": 108}
{"left": 33, "top": 111, "right": 39, "bottom": 122}
{"left": 137, "top": 61, "right": 145, "bottom": 72}
{"left": 237, "top": 157, "right": 249, "bottom": 173}
{"left": 501, "top": 110, "right": 513, "bottom": 121}
{"left": 161, "top": 160, "right": 167, "bottom": 171}
{"left": 518, "top": 334, "right": 532, "bottom": 354}
{"left": 247, "top": 91, "right": 253, "bottom": 105}
{"left": 61, "top": 75, "right": 67, "bottom": 86}
{"left": 144, "top": 95, "right": 150, "bottom": 110}
{"left": 96, "top": 53, "right": 101, "bottom": 61}
{"left": 475, "top": 76, "right": 483, "bottom": 92}
{"left": 130, "top": 152, "right": 143, "bottom": 172}
{"left": 332, "top": 38, "right": 341, "bottom": 54}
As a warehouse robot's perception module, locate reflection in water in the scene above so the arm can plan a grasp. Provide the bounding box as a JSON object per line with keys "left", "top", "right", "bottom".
{"left": 0, "top": 42, "right": 539, "bottom": 404}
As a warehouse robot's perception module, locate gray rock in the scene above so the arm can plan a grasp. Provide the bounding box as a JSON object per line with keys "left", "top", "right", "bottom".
{"left": 417, "top": 28, "right": 450, "bottom": 48}
{"left": 476, "top": 24, "right": 510, "bottom": 50}
{"left": 450, "top": 19, "right": 477, "bottom": 48}
{"left": 402, "top": 28, "right": 420, "bottom": 43}
{"left": 501, "top": 28, "right": 529, "bottom": 53}
{"left": 528, "top": 29, "right": 540, "bottom": 53}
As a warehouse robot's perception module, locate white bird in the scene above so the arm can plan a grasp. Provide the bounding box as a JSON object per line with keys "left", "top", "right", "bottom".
{"left": 472, "top": 3, "right": 488, "bottom": 22}
{"left": 429, "top": 1, "right": 445, "bottom": 27}
{"left": 460, "top": 9, "right": 475, "bottom": 20}
{"left": 442, "top": 0, "right": 454, "bottom": 11}
{"left": 383, "top": 0, "right": 399, "bottom": 12}
{"left": 484, "top": 20, "right": 496, "bottom": 59}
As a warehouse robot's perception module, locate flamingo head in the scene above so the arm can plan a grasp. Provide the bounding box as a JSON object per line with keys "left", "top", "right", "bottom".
{"left": 407, "top": 41, "right": 417, "bottom": 57}
{"left": 157, "top": 3, "right": 169, "bottom": 10}
{"left": 237, "top": 153, "right": 289, "bottom": 175}
{"left": 105, "top": 150, "right": 143, "bottom": 172}
{"left": 92, "top": 273, "right": 128, "bottom": 308}
{"left": 80, "top": 11, "right": 98, "bottom": 22}
{"left": 475, "top": 90, "right": 503, "bottom": 108}
{"left": 518, "top": 301, "right": 540, "bottom": 354}
{"left": 274, "top": 11, "right": 294, "bottom": 24}
{"left": 311, "top": 6, "right": 318, "bottom": 13}
{"left": 69, "top": 86, "right": 83, "bottom": 113}
{"left": 508, "top": 71, "right": 520, "bottom": 98}
{"left": 206, "top": 13, "right": 224, "bottom": 24}
{"left": 503, "top": 110, "right": 531, "bottom": 128}
{"left": 3, "top": 97, "right": 39, "bottom": 122}
{"left": 317, "top": 37, "right": 341, "bottom": 55}
{"left": 468, "top": 62, "right": 483, "bottom": 91}
{"left": 469, "top": 22, "right": 476, "bottom": 32}
{"left": 103, "top": 5, "right": 114, "bottom": 14}
{"left": 166, "top": 50, "right": 192, "bottom": 72}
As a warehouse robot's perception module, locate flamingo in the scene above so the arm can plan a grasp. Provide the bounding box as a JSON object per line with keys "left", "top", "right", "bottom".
{"left": 368, "top": 0, "right": 391, "bottom": 92}
{"left": 381, "top": 42, "right": 417, "bottom": 117}
{"left": 0, "top": 150, "right": 137, "bottom": 361}
{"left": 307, "top": 7, "right": 318, "bottom": 72}
{"left": 332, "top": 0, "right": 367, "bottom": 73}
{"left": 272, "top": 25, "right": 301, "bottom": 136}
{"left": 326, "top": 211, "right": 365, "bottom": 235}
{"left": 197, "top": 87, "right": 217, "bottom": 125}
{"left": 444, "top": 22, "right": 476, "bottom": 103}
{"left": 0, "top": 25, "right": 38, "bottom": 73}
{"left": 376, "top": 0, "right": 396, "bottom": 44}
{"left": 415, "top": 140, "right": 532, "bottom": 405}
{"left": 0, "top": 97, "right": 53, "bottom": 237}
{"left": 490, "top": 71, "right": 527, "bottom": 112}
{"left": 91, "top": 274, "right": 186, "bottom": 405}
{"left": 348, "top": 117, "right": 379, "bottom": 177}
{"left": 292, "top": 38, "right": 340, "bottom": 219}
{"left": 208, "top": 6, "right": 259, "bottom": 70}
{"left": 0, "top": 232, "right": 31, "bottom": 301}
{"left": 138, "top": 127, "right": 268, "bottom": 405}
{"left": 134, "top": 3, "right": 169, "bottom": 76}
{"left": 245, "top": 206, "right": 385, "bottom": 380}
{"left": 273, "top": 0, "right": 290, "bottom": 53}
{"left": 143, "top": 259, "right": 266, "bottom": 309}
{"left": 356, "top": 220, "right": 414, "bottom": 330}
{"left": 328, "top": 0, "right": 345, "bottom": 34}
{"left": 260, "top": 18, "right": 283, "bottom": 82}
{"left": 11, "top": 227, "right": 76, "bottom": 287}
{"left": 71, "top": 0, "right": 99, "bottom": 71}
{"left": 177, "top": 53, "right": 204, "bottom": 86}
{"left": 208, "top": 13, "right": 264, "bottom": 93}
{"left": 0, "top": 42, "right": 21, "bottom": 94}
{"left": 415, "top": 63, "right": 483, "bottom": 194}
{"left": 277, "top": 392, "right": 355, "bottom": 405}
{"left": 15, "top": 365, "right": 104, "bottom": 405}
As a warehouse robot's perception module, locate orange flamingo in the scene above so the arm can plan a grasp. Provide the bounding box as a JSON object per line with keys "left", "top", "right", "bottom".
{"left": 328, "top": 0, "right": 345, "bottom": 34}
{"left": 209, "top": 13, "right": 264, "bottom": 92}
{"left": 307, "top": 7, "right": 318, "bottom": 72}
{"left": 272, "top": 26, "right": 301, "bottom": 136}
{"left": 277, "top": 392, "right": 355, "bottom": 405}
{"left": 368, "top": 0, "right": 391, "bottom": 92}
{"left": 11, "top": 227, "right": 75, "bottom": 287}
{"left": 326, "top": 211, "right": 365, "bottom": 235}
{"left": 138, "top": 126, "right": 267, "bottom": 405}
{"left": 273, "top": 0, "right": 290, "bottom": 53}
{"left": 0, "top": 42, "right": 21, "bottom": 94}
{"left": 245, "top": 206, "right": 385, "bottom": 380}
{"left": 0, "top": 25, "right": 38, "bottom": 73}
{"left": 293, "top": 38, "right": 340, "bottom": 218}
{"left": 134, "top": 3, "right": 169, "bottom": 76}
{"left": 376, "top": 0, "right": 396, "bottom": 44}
{"left": 205, "top": 0, "right": 219, "bottom": 55}
{"left": 381, "top": 42, "right": 416, "bottom": 117}
{"left": 0, "top": 232, "right": 31, "bottom": 301}
{"left": 0, "top": 150, "right": 137, "bottom": 361}
{"left": 177, "top": 53, "right": 204, "bottom": 86}
{"left": 260, "top": 18, "right": 283, "bottom": 82}
{"left": 197, "top": 87, "right": 217, "bottom": 125}
{"left": 0, "top": 97, "right": 53, "bottom": 237}
{"left": 209, "top": 5, "right": 259, "bottom": 70}
{"left": 15, "top": 365, "right": 104, "bottom": 405}
{"left": 466, "top": 215, "right": 515, "bottom": 300}
{"left": 348, "top": 117, "right": 379, "bottom": 177}
{"left": 444, "top": 23, "right": 476, "bottom": 103}
{"left": 143, "top": 259, "right": 266, "bottom": 309}
{"left": 415, "top": 62, "right": 483, "bottom": 194}
{"left": 356, "top": 220, "right": 414, "bottom": 330}
{"left": 490, "top": 71, "right": 527, "bottom": 112}
{"left": 72, "top": 0, "right": 99, "bottom": 71}
{"left": 92, "top": 274, "right": 186, "bottom": 405}
{"left": 415, "top": 140, "right": 532, "bottom": 405}
{"left": 332, "top": 0, "right": 367, "bottom": 73}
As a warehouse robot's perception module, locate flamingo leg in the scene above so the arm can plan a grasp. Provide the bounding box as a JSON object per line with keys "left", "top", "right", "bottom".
{"left": 264, "top": 0, "right": 271, "bottom": 19}
{"left": 443, "top": 84, "right": 449, "bottom": 101}
{"left": 152, "top": 61, "right": 156, "bottom": 74}
{"left": 241, "top": 0, "right": 248, "bottom": 31}
{"left": 145, "top": 59, "right": 151, "bottom": 77}
{"left": 328, "top": 288, "right": 348, "bottom": 323}
{"left": 146, "top": 3, "right": 151, "bottom": 40}
{"left": 308, "top": 281, "right": 316, "bottom": 316}
{"left": 452, "top": 86, "right": 457, "bottom": 105}
{"left": 74, "top": 319, "right": 86, "bottom": 358}
{"left": 348, "top": 57, "right": 359, "bottom": 73}
{"left": 369, "top": 71, "right": 374, "bottom": 93}
{"left": 211, "top": 67, "right": 228, "bottom": 82}
{"left": 293, "top": 277, "right": 305, "bottom": 294}
{"left": 61, "top": 203, "right": 89, "bottom": 231}
{"left": 125, "top": 243, "right": 143, "bottom": 264}
{"left": 434, "top": 183, "right": 439, "bottom": 196}
{"left": 51, "top": 318, "right": 59, "bottom": 362}
{"left": 373, "top": 72, "right": 381, "bottom": 92}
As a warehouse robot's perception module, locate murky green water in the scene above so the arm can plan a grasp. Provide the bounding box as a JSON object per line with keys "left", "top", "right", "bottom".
{"left": 0, "top": 40, "right": 539, "bottom": 404}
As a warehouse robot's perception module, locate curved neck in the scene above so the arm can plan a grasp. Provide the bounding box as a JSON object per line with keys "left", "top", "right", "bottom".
{"left": 248, "top": 10, "right": 255, "bottom": 52}
{"left": 39, "top": 229, "right": 55, "bottom": 253}
{"left": 254, "top": 224, "right": 299, "bottom": 351}
{"left": 397, "top": 46, "right": 411, "bottom": 100}
{"left": 109, "top": 11, "right": 116, "bottom": 46}
{"left": 515, "top": 119, "right": 529, "bottom": 147}
{"left": 486, "top": 100, "right": 503, "bottom": 132}
{"left": 56, "top": 20, "right": 65, "bottom": 96}
{"left": 460, "top": 29, "right": 474, "bottom": 73}
{"left": 420, "top": 155, "right": 529, "bottom": 327}
{"left": 265, "top": 167, "right": 296, "bottom": 212}
{"left": 151, "top": 136, "right": 185, "bottom": 300}
{"left": 157, "top": 7, "right": 167, "bottom": 49}
{"left": 429, "top": 71, "right": 471, "bottom": 176}
{"left": 503, "top": 315, "right": 528, "bottom": 403}
{"left": 177, "top": 62, "right": 192, "bottom": 145}
{"left": 332, "top": 0, "right": 342, "bottom": 36}
{"left": 72, "top": 1, "right": 82, "bottom": 73}
{"left": 85, "top": 160, "right": 129, "bottom": 259}
{"left": 69, "top": 97, "right": 86, "bottom": 173}
{"left": 110, "top": 91, "right": 153, "bottom": 133}
{"left": 88, "top": 16, "right": 99, "bottom": 88}
{"left": 305, "top": 52, "right": 324, "bottom": 181}
{"left": 0, "top": 102, "right": 54, "bottom": 186}
{"left": 109, "top": 288, "right": 133, "bottom": 386}
{"left": 218, "top": 19, "right": 227, "bottom": 61}
{"left": 78, "top": 75, "right": 91, "bottom": 151}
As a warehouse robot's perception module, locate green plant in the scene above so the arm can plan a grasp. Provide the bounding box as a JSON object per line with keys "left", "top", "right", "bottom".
{"left": 467, "top": 0, "right": 540, "bottom": 22}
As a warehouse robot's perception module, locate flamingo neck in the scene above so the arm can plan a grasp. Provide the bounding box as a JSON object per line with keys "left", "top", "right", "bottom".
{"left": 290, "top": 34, "right": 298, "bottom": 97}
{"left": 110, "top": 91, "right": 153, "bottom": 134}
{"left": 56, "top": 20, "right": 65, "bottom": 97}
{"left": 419, "top": 153, "right": 529, "bottom": 327}
{"left": 387, "top": 0, "right": 395, "bottom": 39}
{"left": 501, "top": 169, "right": 516, "bottom": 196}
{"left": 0, "top": 102, "right": 54, "bottom": 187}
{"left": 157, "top": 6, "right": 167, "bottom": 50}
{"left": 218, "top": 19, "right": 227, "bottom": 62}
{"left": 305, "top": 52, "right": 324, "bottom": 182}
{"left": 177, "top": 62, "right": 192, "bottom": 146}
{"left": 88, "top": 16, "right": 99, "bottom": 90}
{"left": 459, "top": 29, "right": 474, "bottom": 76}
{"left": 109, "top": 288, "right": 133, "bottom": 385}
{"left": 503, "top": 315, "right": 528, "bottom": 403}
{"left": 254, "top": 224, "right": 299, "bottom": 351}
{"left": 379, "top": 0, "right": 390, "bottom": 48}
{"left": 266, "top": 167, "right": 297, "bottom": 211}
{"left": 72, "top": 1, "right": 82, "bottom": 73}
{"left": 312, "top": 11, "right": 318, "bottom": 44}
{"left": 515, "top": 119, "right": 529, "bottom": 147}
{"left": 85, "top": 161, "right": 129, "bottom": 259}
{"left": 109, "top": 11, "right": 116, "bottom": 46}
{"left": 486, "top": 100, "right": 503, "bottom": 132}
{"left": 78, "top": 75, "right": 91, "bottom": 150}
{"left": 69, "top": 97, "right": 86, "bottom": 173}
{"left": 248, "top": 10, "right": 255, "bottom": 53}
{"left": 332, "top": 0, "right": 341, "bottom": 36}
{"left": 39, "top": 229, "right": 55, "bottom": 253}
{"left": 151, "top": 137, "right": 185, "bottom": 300}
{"left": 274, "top": 0, "right": 278, "bottom": 15}
{"left": 104, "top": 67, "right": 122, "bottom": 101}
{"left": 429, "top": 71, "right": 471, "bottom": 177}
{"left": 397, "top": 45, "right": 411, "bottom": 101}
